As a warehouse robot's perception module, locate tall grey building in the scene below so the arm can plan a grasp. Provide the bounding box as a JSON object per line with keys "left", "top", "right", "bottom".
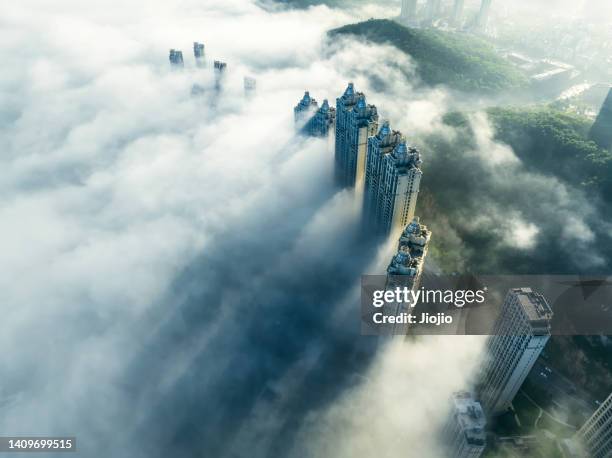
{"left": 363, "top": 120, "right": 403, "bottom": 231}
{"left": 426, "top": 0, "right": 441, "bottom": 22}
{"left": 214, "top": 60, "right": 227, "bottom": 90}
{"left": 478, "top": 288, "right": 553, "bottom": 415}
{"left": 193, "top": 42, "right": 205, "bottom": 67}
{"left": 443, "top": 391, "right": 487, "bottom": 458}
{"left": 452, "top": 0, "right": 465, "bottom": 25}
{"left": 244, "top": 76, "right": 257, "bottom": 97}
{"left": 476, "top": 0, "right": 492, "bottom": 29}
{"left": 379, "top": 141, "right": 422, "bottom": 235}
{"left": 169, "top": 49, "right": 184, "bottom": 67}
{"left": 400, "top": 0, "right": 418, "bottom": 23}
{"left": 577, "top": 392, "right": 612, "bottom": 458}
{"left": 590, "top": 87, "right": 612, "bottom": 150}
{"left": 335, "top": 83, "right": 378, "bottom": 188}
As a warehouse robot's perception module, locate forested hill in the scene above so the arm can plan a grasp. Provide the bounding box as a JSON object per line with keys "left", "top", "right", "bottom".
{"left": 329, "top": 19, "right": 529, "bottom": 94}
{"left": 444, "top": 107, "right": 612, "bottom": 198}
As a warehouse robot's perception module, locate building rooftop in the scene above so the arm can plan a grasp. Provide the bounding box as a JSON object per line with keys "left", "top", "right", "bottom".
{"left": 452, "top": 391, "right": 487, "bottom": 447}
{"left": 512, "top": 288, "right": 553, "bottom": 334}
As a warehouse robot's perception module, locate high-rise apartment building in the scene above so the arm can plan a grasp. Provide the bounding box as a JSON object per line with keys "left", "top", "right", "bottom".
{"left": 383, "top": 217, "right": 431, "bottom": 335}
{"left": 478, "top": 288, "right": 553, "bottom": 415}
{"left": 590, "top": 87, "right": 612, "bottom": 150}
{"left": 443, "top": 391, "right": 487, "bottom": 458}
{"left": 400, "top": 0, "right": 418, "bottom": 23}
{"left": 214, "top": 60, "right": 227, "bottom": 90}
{"left": 476, "top": 0, "right": 492, "bottom": 29}
{"left": 294, "top": 91, "right": 319, "bottom": 126}
{"left": 193, "top": 42, "right": 205, "bottom": 67}
{"left": 169, "top": 49, "right": 184, "bottom": 67}
{"left": 452, "top": 0, "right": 465, "bottom": 25}
{"left": 379, "top": 141, "right": 422, "bottom": 235}
{"left": 426, "top": 0, "right": 441, "bottom": 22}
{"left": 335, "top": 83, "right": 378, "bottom": 188}
{"left": 244, "top": 76, "right": 257, "bottom": 97}
{"left": 363, "top": 120, "right": 404, "bottom": 230}
{"left": 309, "top": 99, "right": 336, "bottom": 137}
{"left": 577, "top": 392, "right": 612, "bottom": 458}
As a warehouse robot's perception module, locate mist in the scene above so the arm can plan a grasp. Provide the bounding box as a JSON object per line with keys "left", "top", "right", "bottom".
{"left": 0, "top": 0, "right": 609, "bottom": 457}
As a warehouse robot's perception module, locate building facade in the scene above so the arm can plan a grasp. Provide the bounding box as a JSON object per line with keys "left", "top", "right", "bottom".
{"left": 169, "top": 49, "right": 184, "bottom": 67}
{"left": 379, "top": 141, "right": 422, "bottom": 235}
{"left": 363, "top": 121, "right": 403, "bottom": 231}
{"left": 383, "top": 218, "right": 431, "bottom": 335}
{"left": 400, "top": 0, "right": 417, "bottom": 23}
{"left": 577, "top": 391, "right": 612, "bottom": 458}
{"left": 476, "top": 0, "right": 492, "bottom": 29}
{"left": 590, "top": 87, "right": 612, "bottom": 150}
{"left": 294, "top": 91, "right": 319, "bottom": 127}
{"left": 193, "top": 42, "right": 205, "bottom": 67}
{"left": 335, "top": 83, "right": 378, "bottom": 188}
{"left": 443, "top": 391, "right": 487, "bottom": 458}
{"left": 478, "top": 288, "right": 553, "bottom": 415}
{"left": 244, "top": 77, "right": 257, "bottom": 97}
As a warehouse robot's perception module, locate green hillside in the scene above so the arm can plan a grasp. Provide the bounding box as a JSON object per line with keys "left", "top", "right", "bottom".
{"left": 329, "top": 19, "right": 529, "bottom": 93}
{"left": 444, "top": 107, "right": 612, "bottom": 195}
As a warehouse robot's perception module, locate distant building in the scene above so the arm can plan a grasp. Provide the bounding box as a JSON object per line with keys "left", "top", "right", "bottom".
{"left": 478, "top": 288, "right": 553, "bottom": 415}
{"left": 577, "top": 391, "right": 612, "bottom": 458}
{"left": 294, "top": 91, "right": 319, "bottom": 126}
{"left": 193, "top": 42, "right": 205, "bottom": 67}
{"left": 379, "top": 141, "right": 422, "bottom": 235}
{"left": 476, "top": 0, "right": 492, "bottom": 29}
{"left": 363, "top": 120, "right": 403, "bottom": 233}
{"left": 443, "top": 391, "right": 487, "bottom": 458}
{"left": 294, "top": 92, "right": 335, "bottom": 138}
{"left": 214, "top": 60, "right": 227, "bottom": 90}
{"left": 169, "top": 49, "right": 184, "bottom": 67}
{"left": 426, "top": 0, "right": 441, "bottom": 22}
{"left": 452, "top": 0, "right": 465, "bottom": 25}
{"left": 590, "top": 87, "right": 612, "bottom": 150}
{"left": 335, "top": 82, "right": 378, "bottom": 188}
{"left": 400, "top": 0, "right": 417, "bottom": 23}
{"left": 244, "top": 76, "right": 257, "bottom": 97}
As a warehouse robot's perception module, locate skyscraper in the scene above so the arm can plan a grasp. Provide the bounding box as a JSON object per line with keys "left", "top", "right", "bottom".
{"left": 383, "top": 217, "right": 431, "bottom": 335}
{"left": 400, "top": 0, "right": 418, "bottom": 23}
{"left": 577, "top": 391, "right": 612, "bottom": 458}
{"left": 294, "top": 93, "right": 335, "bottom": 138}
{"left": 193, "top": 42, "right": 205, "bottom": 67}
{"left": 452, "top": 0, "right": 465, "bottom": 25}
{"left": 244, "top": 76, "right": 257, "bottom": 97}
{"left": 294, "top": 91, "right": 318, "bottom": 127}
{"left": 478, "top": 288, "right": 553, "bottom": 415}
{"left": 309, "top": 99, "right": 336, "bottom": 137}
{"left": 335, "top": 83, "right": 379, "bottom": 188}
{"left": 169, "top": 49, "right": 184, "bottom": 67}
{"left": 476, "top": 0, "right": 492, "bottom": 29}
{"left": 590, "top": 87, "right": 612, "bottom": 150}
{"left": 379, "top": 141, "right": 422, "bottom": 235}
{"left": 363, "top": 120, "right": 403, "bottom": 233}
{"left": 426, "top": 0, "right": 441, "bottom": 22}
{"left": 443, "top": 392, "right": 487, "bottom": 458}
{"left": 214, "top": 60, "right": 227, "bottom": 90}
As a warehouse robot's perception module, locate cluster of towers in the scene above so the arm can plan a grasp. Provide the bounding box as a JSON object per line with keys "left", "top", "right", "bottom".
{"left": 400, "top": 0, "right": 492, "bottom": 29}
{"left": 169, "top": 42, "right": 256, "bottom": 97}
{"left": 294, "top": 82, "right": 424, "bottom": 239}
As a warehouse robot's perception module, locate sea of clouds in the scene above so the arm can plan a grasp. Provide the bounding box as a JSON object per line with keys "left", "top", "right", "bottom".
{"left": 1, "top": 0, "right": 608, "bottom": 457}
